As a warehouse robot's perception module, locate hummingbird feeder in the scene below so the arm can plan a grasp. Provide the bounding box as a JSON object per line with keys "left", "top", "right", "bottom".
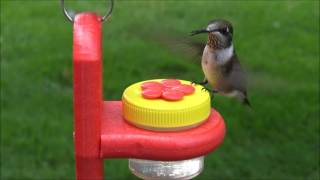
{"left": 61, "top": 0, "right": 226, "bottom": 179}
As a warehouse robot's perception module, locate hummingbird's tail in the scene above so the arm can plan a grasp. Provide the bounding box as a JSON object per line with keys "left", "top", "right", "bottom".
{"left": 243, "top": 97, "right": 252, "bottom": 108}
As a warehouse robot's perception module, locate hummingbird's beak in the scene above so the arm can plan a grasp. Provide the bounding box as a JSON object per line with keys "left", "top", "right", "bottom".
{"left": 190, "top": 28, "right": 209, "bottom": 36}
{"left": 190, "top": 28, "right": 220, "bottom": 36}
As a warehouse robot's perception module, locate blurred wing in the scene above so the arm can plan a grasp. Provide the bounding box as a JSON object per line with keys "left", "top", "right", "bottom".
{"left": 134, "top": 28, "right": 205, "bottom": 63}
{"left": 224, "top": 54, "right": 248, "bottom": 93}
{"left": 156, "top": 33, "right": 206, "bottom": 63}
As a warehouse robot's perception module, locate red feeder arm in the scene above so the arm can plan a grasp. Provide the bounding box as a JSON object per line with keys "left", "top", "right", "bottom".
{"left": 72, "top": 13, "right": 226, "bottom": 180}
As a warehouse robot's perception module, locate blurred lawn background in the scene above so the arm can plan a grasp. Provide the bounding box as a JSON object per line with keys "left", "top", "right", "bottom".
{"left": 1, "top": 0, "right": 319, "bottom": 179}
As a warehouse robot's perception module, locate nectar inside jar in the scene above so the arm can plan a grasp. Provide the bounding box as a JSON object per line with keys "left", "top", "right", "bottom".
{"left": 122, "top": 79, "right": 211, "bottom": 180}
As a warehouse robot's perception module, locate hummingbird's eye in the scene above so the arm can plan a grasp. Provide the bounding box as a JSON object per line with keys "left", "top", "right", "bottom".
{"left": 218, "top": 28, "right": 228, "bottom": 35}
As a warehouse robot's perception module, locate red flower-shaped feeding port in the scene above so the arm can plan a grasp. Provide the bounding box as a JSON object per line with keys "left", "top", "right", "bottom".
{"left": 141, "top": 79, "right": 195, "bottom": 101}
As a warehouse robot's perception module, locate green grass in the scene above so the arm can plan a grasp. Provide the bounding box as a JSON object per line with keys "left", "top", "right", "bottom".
{"left": 1, "top": 0, "right": 319, "bottom": 179}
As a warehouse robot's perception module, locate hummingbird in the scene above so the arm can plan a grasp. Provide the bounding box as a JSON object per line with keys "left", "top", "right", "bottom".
{"left": 132, "top": 19, "right": 250, "bottom": 106}
{"left": 191, "top": 19, "right": 251, "bottom": 106}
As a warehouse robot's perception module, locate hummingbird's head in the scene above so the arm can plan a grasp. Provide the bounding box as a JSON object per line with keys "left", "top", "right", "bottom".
{"left": 191, "top": 19, "right": 233, "bottom": 49}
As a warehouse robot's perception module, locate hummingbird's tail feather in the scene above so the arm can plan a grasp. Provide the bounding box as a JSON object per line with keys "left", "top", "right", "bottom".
{"left": 243, "top": 97, "right": 252, "bottom": 108}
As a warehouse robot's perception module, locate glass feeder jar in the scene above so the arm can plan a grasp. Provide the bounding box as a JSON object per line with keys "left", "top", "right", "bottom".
{"left": 122, "top": 79, "right": 211, "bottom": 180}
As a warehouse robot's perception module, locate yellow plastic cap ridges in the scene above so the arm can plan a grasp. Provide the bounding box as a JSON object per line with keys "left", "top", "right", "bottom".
{"left": 122, "top": 79, "right": 211, "bottom": 129}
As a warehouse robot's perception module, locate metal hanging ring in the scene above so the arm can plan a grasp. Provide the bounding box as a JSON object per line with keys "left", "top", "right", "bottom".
{"left": 61, "top": 0, "right": 114, "bottom": 23}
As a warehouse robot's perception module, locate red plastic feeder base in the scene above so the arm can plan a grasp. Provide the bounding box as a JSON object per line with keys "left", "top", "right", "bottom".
{"left": 100, "top": 101, "right": 226, "bottom": 161}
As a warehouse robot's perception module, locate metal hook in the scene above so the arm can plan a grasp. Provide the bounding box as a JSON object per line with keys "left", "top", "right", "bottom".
{"left": 61, "top": 0, "right": 114, "bottom": 23}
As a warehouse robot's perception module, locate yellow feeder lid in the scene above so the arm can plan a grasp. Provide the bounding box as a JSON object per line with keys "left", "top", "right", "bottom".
{"left": 122, "top": 79, "right": 211, "bottom": 130}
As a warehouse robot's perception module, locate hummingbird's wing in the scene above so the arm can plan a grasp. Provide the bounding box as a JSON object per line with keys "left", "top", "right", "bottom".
{"left": 156, "top": 34, "right": 205, "bottom": 62}
{"left": 223, "top": 54, "right": 248, "bottom": 94}
{"left": 221, "top": 54, "right": 251, "bottom": 107}
{"left": 135, "top": 29, "right": 206, "bottom": 63}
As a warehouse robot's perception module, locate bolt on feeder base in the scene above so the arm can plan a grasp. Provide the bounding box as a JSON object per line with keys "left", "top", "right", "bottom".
{"left": 129, "top": 156, "right": 204, "bottom": 180}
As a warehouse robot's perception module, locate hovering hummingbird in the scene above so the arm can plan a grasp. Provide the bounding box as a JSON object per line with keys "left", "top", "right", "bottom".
{"left": 133, "top": 19, "right": 250, "bottom": 106}
{"left": 191, "top": 19, "right": 250, "bottom": 106}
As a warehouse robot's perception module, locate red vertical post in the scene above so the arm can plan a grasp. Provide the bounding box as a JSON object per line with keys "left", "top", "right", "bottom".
{"left": 73, "top": 13, "right": 103, "bottom": 180}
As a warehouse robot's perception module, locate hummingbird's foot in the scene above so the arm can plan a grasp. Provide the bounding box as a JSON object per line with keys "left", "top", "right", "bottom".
{"left": 210, "top": 89, "right": 219, "bottom": 100}
{"left": 200, "top": 87, "right": 218, "bottom": 100}
{"left": 210, "top": 92, "right": 215, "bottom": 100}
{"left": 212, "top": 89, "right": 219, "bottom": 94}
{"left": 191, "top": 81, "right": 198, "bottom": 86}
{"left": 191, "top": 79, "right": 208, "bottom": 86}
{"left": 201, "top": 86, "right": 211, "bottom": 92}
